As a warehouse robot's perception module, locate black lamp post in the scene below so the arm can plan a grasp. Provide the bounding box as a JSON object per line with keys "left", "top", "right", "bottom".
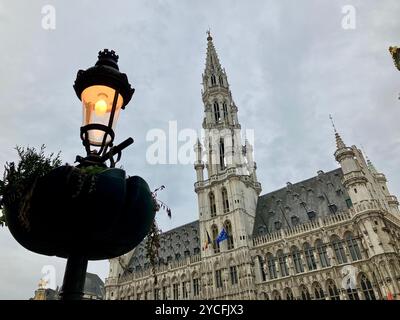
{"left": 3, "top": 50, "right": 155, "bottom": 301}
{"left": 59, "top": 49, "right": 138, "bottom": 300}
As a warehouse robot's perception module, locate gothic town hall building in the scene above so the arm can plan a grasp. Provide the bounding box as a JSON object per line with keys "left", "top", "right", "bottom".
{"left": 105, "top": 33, "right": 400, "bottom": 300}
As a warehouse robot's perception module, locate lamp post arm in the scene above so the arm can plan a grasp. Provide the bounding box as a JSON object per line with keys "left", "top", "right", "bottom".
{"left": 100, "top": 137, "right": 134, "bottom": 166}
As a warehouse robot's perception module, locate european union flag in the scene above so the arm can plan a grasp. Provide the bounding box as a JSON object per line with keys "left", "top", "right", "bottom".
{"left": 216, "top": 228, "right": 228, "bottom": 244}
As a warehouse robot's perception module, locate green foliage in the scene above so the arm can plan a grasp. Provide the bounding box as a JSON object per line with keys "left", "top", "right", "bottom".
{"left": 144, "top": 186, "right": 172, "bottom": 283}
{"left": 79, "top": 165, "right": 107, "bottom": 176}
{"left": 0, "top": 145, "right": 62, "bottom": 225}
{"left": 145, "top": 220, "right": 161, "bottom": 284}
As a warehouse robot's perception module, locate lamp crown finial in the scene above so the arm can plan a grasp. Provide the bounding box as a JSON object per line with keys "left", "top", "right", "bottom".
{"left": 96, "top": 49, "right": 119, "bottom": 70}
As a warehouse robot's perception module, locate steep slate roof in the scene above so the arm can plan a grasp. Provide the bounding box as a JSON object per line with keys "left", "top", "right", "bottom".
{"left": 125, "top": 168, "right": 350, "bottom": 274}
{"left": 84, "top": 272, "right": 105, "bottom": 299}
{"left": 252, "top": 168, "right": 350, "bottom": 236}
{"left": 126, "top": 221, "right": 200, "bottom": 274}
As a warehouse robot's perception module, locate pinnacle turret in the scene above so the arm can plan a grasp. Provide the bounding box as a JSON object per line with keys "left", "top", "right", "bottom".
{"left": 330, "top": 115, "right": 347, "bottom": 150}
{"left": 335, "top": 132, "right": 346, "bottom": 150}
{"left": 205, "top": 31, "right": 222, "bottom": 73}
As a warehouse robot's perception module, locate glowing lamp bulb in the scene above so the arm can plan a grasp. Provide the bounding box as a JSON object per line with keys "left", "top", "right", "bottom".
{"left": 95, "top": 99, "right": 107, "bottom": 116}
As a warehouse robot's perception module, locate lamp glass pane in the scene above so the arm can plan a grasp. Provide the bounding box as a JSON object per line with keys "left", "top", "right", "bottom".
{"left": 81, "top": 85, "right": 124, "bottom": 145}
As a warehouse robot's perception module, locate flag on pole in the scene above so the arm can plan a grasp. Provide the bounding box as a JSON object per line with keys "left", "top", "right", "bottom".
{"left": 204, "top": 230, "right": 212, "bottom": 250}
{"left": 216, "top": 228, "right": 228, "bottom": 244}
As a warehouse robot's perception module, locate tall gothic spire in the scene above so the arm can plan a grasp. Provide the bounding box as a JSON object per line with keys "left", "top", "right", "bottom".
{"left": 205, "top": 30, "right": 223, "bottom": 75}
{"left": 330, "top": 114, "right": 346, "bottom": 149}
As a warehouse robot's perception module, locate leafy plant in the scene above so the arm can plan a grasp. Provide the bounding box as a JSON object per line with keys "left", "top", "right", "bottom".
{"left": 0, "top": 145, "right": 62, "bottom": 226}
{"left": 144, "top": 185, "right": 172, "bottom": 284}
{"left": 145, "top": 219, "right": 161, "bottom": 284}
{"left": 152, "top": 185, "right": 171, "bottom": 218}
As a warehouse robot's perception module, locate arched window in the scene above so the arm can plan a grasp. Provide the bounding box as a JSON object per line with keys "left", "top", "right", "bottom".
{"left": 219, "top": 75, "right": 224, "bottom": 86}
{"left": 192, "top": 277, "right": 200, "bottom": 297}
{"left": 360, "top": 274, "right": 376, "bottom": 300}
{"left": 291, "top": 246, "right": 304, "bottom": 274}
{"left": 211, "top": 74, "right": 216, "bottom": 86}
{"left": 224, "top": 220, "right": 234, "bottom": 250}
{"left": 316, "top": 239, "right": 330, "bottom": 268}
{"left": 172, "top": 282, "right": 180, "bottom": 300}
{"left": 213, "top": 102, "right": 220, "bottom": 122}
{"left": 219, "top": 138, "right": 225, "bottom": 170}
{"left": 277, "top": 250, "right": 289, "bottom": 277}
{"left": 345, "top": 233, "right": 362, "bottom": 261}
{"left": 327, "top": 280, "right": 340, "bottom": 300}
{"left": 211, "top": 224, "right": 220, "bottom": 253}
{"left": 284, "top": 288, "right": 294, "bottom": 300}
{"left": 304, "top": 243, "right": 317, "bottom": 271}
{"left": 313, "top": 282, "right": 325, "bottom": 300}
{"left": 222, "top": 188, "right": 230, "bottom": 213}
{"left": 347, "top": 288, "right": 359, "bottom": 300}
{"left": 300, "top": 286, "right": 311, "bottom": 300}
{"left": 272, "top": 290, "right": 281, "bottom": 300}
{"left": 258, "top": 256, "right": 266, "bottom": 281}
{"left": 222, "top": 102, "right": 228, "bottom": 119}
{"left": 266, "top": 253, "right": 277, "bottom": 280}
{"left": 209, "top": 192, "right": 216, "bottom": 217}
{"left": 261, "top": 292, "right": 269, "bottom": 300}
{"left": 215, "top": 269, "right": 223, "bottom": 288}
{"left": 331, "top": 236, "right": 348, "bottom": 264}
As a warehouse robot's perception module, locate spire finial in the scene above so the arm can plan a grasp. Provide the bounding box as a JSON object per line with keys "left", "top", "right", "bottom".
{"left": 329, "top": 114, "right": 337, "bottom": 133}
{"left": 207, "top": 29, "right": 212, "bottom": 41}
{"left": 330, "top": 114, "right": 346, "bottom": 149}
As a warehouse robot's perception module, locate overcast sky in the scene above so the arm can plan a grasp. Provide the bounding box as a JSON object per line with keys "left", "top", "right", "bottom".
{"left": 0, "top": 0, "right": 399, "bottom": 299}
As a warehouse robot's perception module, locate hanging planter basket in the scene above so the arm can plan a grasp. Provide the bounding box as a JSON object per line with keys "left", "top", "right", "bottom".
{"left": 3, "top": 165, "right": 155, "bottom": 260}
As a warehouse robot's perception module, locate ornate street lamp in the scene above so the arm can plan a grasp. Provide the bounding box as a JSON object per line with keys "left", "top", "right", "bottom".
{"left": 2, "top": 49, "right": 155, "bottom": 300}
{"left": 389, "top": 46, "right": 400, "bottom": 71}
{"left": 74, "top": 49, "right": 135, "bottom": 167}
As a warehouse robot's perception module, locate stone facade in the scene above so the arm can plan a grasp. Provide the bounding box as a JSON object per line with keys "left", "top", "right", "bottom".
{"left": 105, "top": 33, "right": 400, "bottom": 300}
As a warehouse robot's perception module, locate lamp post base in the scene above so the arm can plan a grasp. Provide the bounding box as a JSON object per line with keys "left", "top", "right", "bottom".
{"left": 59, "top": 255, "right": 88, "bottom": 300}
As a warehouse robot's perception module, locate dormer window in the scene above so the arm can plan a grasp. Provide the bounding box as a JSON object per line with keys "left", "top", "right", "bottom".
{"left": 274, "top": 221, "right": 282, "bottom": 230}
{"left": 258, "top": 225, "right": 267, "bottom": 235}
{"left": 328, "top": 203, "right": 338, "bottom": 214}
{"left": 291, "top": 216, "right": 300, "bottom": 226}
{"left": 307, "top": 211, "right": 316, "bottom": 221}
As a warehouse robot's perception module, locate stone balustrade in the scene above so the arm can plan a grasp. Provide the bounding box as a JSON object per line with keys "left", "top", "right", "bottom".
{"left": 252, "top": 211, "right": 351, "bottom": 247}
